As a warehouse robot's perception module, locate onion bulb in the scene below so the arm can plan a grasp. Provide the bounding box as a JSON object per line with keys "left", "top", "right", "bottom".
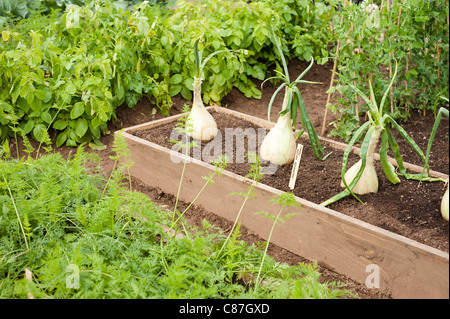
{"left": 340, "top": 127, "right": 382, "bottom": 195}
{"left": 186, "top": 77, "right": 218, "bottom": 142}
{"left": 340, "top": 159, "right": 378, "bottom": 194}
{"left": 441, "top": 183, "right": 449, "bottom": 221}
{"left": 259, "top": 89, "right": 296, "bottom": 166}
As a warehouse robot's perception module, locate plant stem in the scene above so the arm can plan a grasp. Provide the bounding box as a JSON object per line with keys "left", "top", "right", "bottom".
{"left": 366, "top": 126, "right": 383, "bottom": 166}
{"left": 102, "top": 159, "right": 118, "bottom": 197}
{"left": 213, "top": 184, "right": 254, "bottom": 261}
{"left": 172, "top": 157, "right": 187, "bottom": 223}
{"left": 253, "top": 205, "right": 284, "bottom": 295}
{"left": 170, "top": 172, "right": 215, "bottom": 235}
{"left": 321, "top": 0, "right": 349, "bottom": 136}
{"left": 3, "top": 174, "right": 29, "bottom": 252}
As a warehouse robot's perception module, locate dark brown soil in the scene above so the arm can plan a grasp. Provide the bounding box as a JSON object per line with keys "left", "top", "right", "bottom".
{"left": 134, "top": 111, "right": 449, "bottom": 253}
{"left": 9, "top": 58, "right": 448, "bottom": 299}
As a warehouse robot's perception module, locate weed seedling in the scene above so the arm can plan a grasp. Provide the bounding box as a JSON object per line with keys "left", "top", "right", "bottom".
{"left": 214, "top": 152, "right": 263, "bottom": 260}
{"left": 169, "top": 154, "right": 228, "bottom": 237}
{"left": 253, "top": 192, "right": 301, "bottom": 294}
{"left": 102, "top": 129, "right": 134, "bottom": 196}
{"left": 169, "top": 104, "right": 198, "bottom": 223}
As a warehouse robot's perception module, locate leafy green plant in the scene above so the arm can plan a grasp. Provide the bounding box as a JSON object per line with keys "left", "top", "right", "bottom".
{"left": 423, "top": 98, "right": 449, "bottom": 174}
{"left": 0, "top": 138, "right": 354, "bottom": 299}
{"left": 0, "top": 0, "right": 40, "bottom": 26}
{"left": 327, "top": 0, "right": 449, "bottom": 141}
{"left": 1, "top": 0, "right": 338, "bottom": 149}
{"left": 168, "top": 104, "right": 228, "bottom": 237}
{"left": 102, "top": 129, "right": 134, "bottom": 196}
{"left": 259, "top": 26, "right": 329, "bottom": 166}
{"left": 214, "top": 152, "right": 263, "bottom": 260}
{"left": 169, "top": 105, "right": 198, "bottom": 223}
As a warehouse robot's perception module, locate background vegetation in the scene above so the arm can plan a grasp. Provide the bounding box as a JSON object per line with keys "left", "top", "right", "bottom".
{"left": 1, "top": 0, "right": 337, "bottom": 149}
{"left": 0, "top": 134, "right": 353, "bottom": 299}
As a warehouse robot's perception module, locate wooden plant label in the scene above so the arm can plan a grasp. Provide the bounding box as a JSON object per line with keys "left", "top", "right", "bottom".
{"left": 289, "top": 144, "right": 304, "bottom": 190}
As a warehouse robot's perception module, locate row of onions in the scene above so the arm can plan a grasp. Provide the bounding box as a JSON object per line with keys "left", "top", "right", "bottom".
{"left": 186, "top": 30, "right": 330, "bottom": 163}
{"left": 184, "top": 31, "right": 448, "bottom": 222}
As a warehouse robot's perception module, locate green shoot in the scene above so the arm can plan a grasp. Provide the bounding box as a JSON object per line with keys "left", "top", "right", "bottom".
{"left": 169, "top": 155, "right": 228, "bottom": 237}
{"left": 213, "top": 152, "right": 263, "bottom": 260}
{"left": 264, "top": 24, "right": 330, "bottom": 161}
{"left": 169, "top": 104, "right": 198, "bottom": 223}
{"left": 102, "top": 129, "right": 134, "bottom": 196}
{"left": 422, "top": 99, "right": 449, "bottom": 178}
{"left": 253, "top": 192, "right": 300, "bottom": 294}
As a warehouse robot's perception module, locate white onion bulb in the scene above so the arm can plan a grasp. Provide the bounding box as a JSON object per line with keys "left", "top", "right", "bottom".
{"left": 259, "top": 112, "right": 296, "bottom": 166}
{"left": 441, "top": 183, "right": 449, "bottom": 222}
{"left": 340, "top": 159, "right": 378, "bottom": 194}
{"left": 340, "top": 127, "right": 382, "bottom": 195}
{"left": 186, "top": 77, "right": 218, "bottom": 142}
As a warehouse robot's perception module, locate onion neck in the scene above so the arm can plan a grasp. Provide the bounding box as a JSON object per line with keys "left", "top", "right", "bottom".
{"left": 366, "top": 127, "right": 383, "bottom": 165}
{"left": 281, "top": 86, "right": 290, "bottom": 112}
{"left": 193, "top": 77, "right": 203, "bottom": 109}
{"left": 277, "top": 87, "right": 293, "bottom": 129}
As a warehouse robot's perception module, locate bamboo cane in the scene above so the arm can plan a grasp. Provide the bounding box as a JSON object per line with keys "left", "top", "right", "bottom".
{"left": 405, "top": 53, "right": 409, "bottom": 114}
{"left": 436, "top": 0, "right": 441, "bottom": 84}
{"left": 320, "top": 0, "right": 349, "bottom": 136}
{"left": 423, "top": 19, "right": 427, "bottom": 116}
{"left": 389, "top": 0, "right": 401, "bottom": 116}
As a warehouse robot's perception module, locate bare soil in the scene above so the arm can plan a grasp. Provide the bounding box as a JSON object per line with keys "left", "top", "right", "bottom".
{"left": 10, "top": 59, "right": 449, "bottom": 299}
{"left": 134, "top": 110, "right": 449, "bottom": 253}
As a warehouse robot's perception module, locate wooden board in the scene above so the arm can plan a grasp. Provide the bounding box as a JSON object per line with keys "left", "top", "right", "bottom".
{"left": 121, "top": 107, "right": 449, "bottom": 299}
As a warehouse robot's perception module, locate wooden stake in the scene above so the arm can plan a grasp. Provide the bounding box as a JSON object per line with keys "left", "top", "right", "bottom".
{"left": 435, "top": 3, "right": 441, "bottom": 84}
{"left": 321, "top": 0, "right": 348, "bottom": 136}
{"left": 388, "top": 0, "right": 401, "bottom": 116}
{"left": 447, "top": 0, "right": 449, "bottom": 26}
{"left": 405, "top": 54, "right": 409, "bottom": 114}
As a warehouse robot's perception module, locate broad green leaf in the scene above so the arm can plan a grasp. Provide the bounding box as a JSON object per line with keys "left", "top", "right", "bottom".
{"left": 66, "top": 138, "right": 77, "bottom": 147}
{"left": 41, "top": 111, "right": 52, "bottom": 124}
{"left": 170, "top": 74, "right": 183, "bottom": 85}
{"left": 215, "top": 74, "right": 226, "bottom": 86}
{"left": 89, "top": 139, "right": 106, "bottom": 150}
{"left": 22, "top": 120, "right": 35, "bottom": 134}
{"left": 33, "top": 123, "right": 47, "bottom": 143}
{"left": 29, "top": 96, "right": 43, "bottom": 112}
{"left": 169, "top": 84, "right": 182, "bottom": 97}
{"left": 2, "top": 31, "right": 10, "bottom": 41}
{"left": 56, "top": 130, "right": 68, "bottom": 147}
{"left": 70, "top": 102, "right": 85, "bottom": 119}
{"left": 212, "top": 40, "right": 221, "bottom": 50}
{"left": 53, "top": 119, "right": 67, "bottom": 130}
{"left": 75, "top": 118, "right": 88, "bottom": 137}
{"left": 34, "top": 89, "right": 47, "bottom": 101}
{"left": 181, "top": 87, "right": 192, "bottom": 101}
{"left": 184, "top": 77, "right": 194, "bottom": 91}
{"left": 65, "top": 83, "right": 76, "bottom": 95}
{"left": 91, "top": 116, "right": 102, "bottom": 129}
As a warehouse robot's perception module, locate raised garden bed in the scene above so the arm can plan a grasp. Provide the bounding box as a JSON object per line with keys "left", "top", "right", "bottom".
{"left": 120, "top": 106, "right": 449, "bottom": 299}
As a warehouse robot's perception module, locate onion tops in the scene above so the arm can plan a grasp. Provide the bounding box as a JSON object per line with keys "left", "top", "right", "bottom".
{"left": 259, "top": 88, "right": 297, "bottom": 166}
{"left": 259, "top": 26, "right": 329, "bottom": 166}
{"left": 322, "top": 60, "right": 444, "bottom": 207}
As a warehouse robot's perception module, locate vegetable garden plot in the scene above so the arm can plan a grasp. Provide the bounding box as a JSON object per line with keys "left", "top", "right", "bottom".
{"left": 121, "top": 106, "right": 449, "bottom": 299}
